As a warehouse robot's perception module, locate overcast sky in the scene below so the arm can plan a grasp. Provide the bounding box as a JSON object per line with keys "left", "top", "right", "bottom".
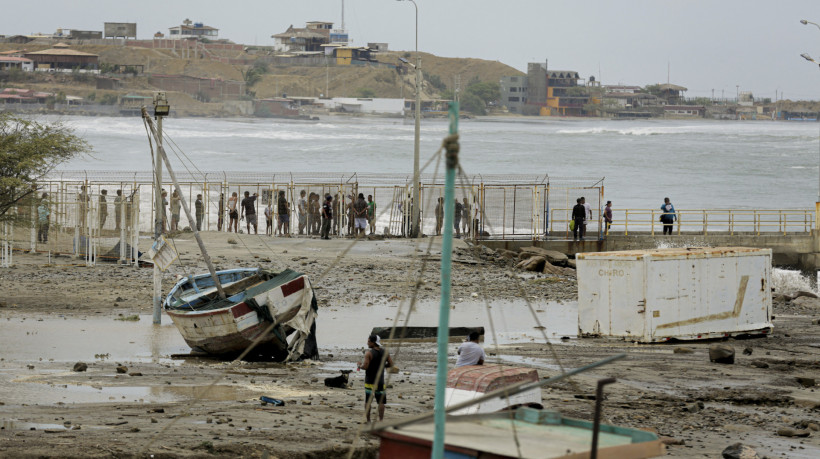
{"left": 5, "top": 0, "right": 820, "bottom": 99}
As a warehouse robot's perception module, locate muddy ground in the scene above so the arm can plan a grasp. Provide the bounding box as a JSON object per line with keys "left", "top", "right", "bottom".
{"left": 1, "top": 232, "right": 819, "bottom": 458}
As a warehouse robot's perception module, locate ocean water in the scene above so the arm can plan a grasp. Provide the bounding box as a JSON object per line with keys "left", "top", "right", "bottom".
{"left": 42, "top": 115, "right": 820, "bottom": 211}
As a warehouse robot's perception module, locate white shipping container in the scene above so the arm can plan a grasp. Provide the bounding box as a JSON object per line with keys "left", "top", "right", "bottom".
{"left": 577, "top": 247, "right": 773, "bottom": 342}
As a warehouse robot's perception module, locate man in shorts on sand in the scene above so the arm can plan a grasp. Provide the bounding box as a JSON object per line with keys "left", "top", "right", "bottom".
{"left": 240, "top": 191, "right": 258, "bottom": 235}
{"left": 358, "top": 334, "right": 393, "bottom": 422}
{"left": 353, "top": 193, "right": 368, "bottom": 238}
{"left": 228, "top": 192, "right": 238, "bottom": 233}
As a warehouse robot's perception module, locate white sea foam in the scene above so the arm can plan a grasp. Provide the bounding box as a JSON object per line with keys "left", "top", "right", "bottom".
{"left": 771, "top": 268, "right": 817, "bottom": 295}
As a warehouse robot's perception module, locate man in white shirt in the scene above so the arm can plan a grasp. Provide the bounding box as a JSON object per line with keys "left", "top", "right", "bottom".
{"left": 581, "top": 197, "right": 592, "bottom": 237}
{"left": 455, "top": 332, "right": 485, "bottom": 367}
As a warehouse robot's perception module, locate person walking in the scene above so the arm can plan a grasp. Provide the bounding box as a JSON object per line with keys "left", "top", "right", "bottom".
{"left": 367, "top": 194, "right": 376, "bottom": 235}
{"left": 455, "top": 331, "right": 485, "bottom": 367}
{"left": 320, "top": 194, "right": 333, "bottom": 239}
{"left": 358, "top": 334, "right": 394, "bottom": 423}
{"left": 298, "top": 190, "right": 308, "bottom": 235}
{"left": 240, "top": 191, "right": 258, "bottom": 235}
{"left": 37, "top": 192, "right": 50, "bottom": 243}
{"left": 276, "top": 190, "right": 290, "bottom": 236}
{"left": 195, "top": 194, "right": 204, "bottom": 231}
{"left": 603, "top": 201, "right": 613, "bottom": 235}
{"left": 228, "top": 192, "right": 238, "bottom": 233}
{"left": 660, "top": 197, "right": 677, "bottom": 235}
{"left": 572, "top": 198, "right": 586, "bottom": 241}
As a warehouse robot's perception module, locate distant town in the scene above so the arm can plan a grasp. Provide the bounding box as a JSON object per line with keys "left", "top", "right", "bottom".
{"left": 0, "top": 19, "right": 814, "bottom": 120}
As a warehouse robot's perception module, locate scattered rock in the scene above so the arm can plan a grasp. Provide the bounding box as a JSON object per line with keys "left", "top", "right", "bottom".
{"left": 742, "top": 347, "right": 753, "bottom": 356}
{"left": 682, "top": 401, "right": 704, "bottom": 413}
{"left": 129, "top": 372, "right": 143, "bottom": 377}
{"left": 709, "top": 344, "right": 735, "bottom": 364}
{"left": 673, "top": 347, "right": 694, "bottom": 354}
{"left": 515, "top": 256, "right": 545, "bottom": 272}
{"left": 519, "top": 247, "right": 569, "bottom": 266}
{"left": 792, "top": 297, "right": 820, "bottom": 308}
{"left": 750, "top": 360, "right": 769, "bottom": 369}
{"left": 566, "top": 259, "right": 576, "bottom": 269}
{"left": 721, "top": 442, "right": 761, "bottom": 459}
{"left": 660, "top": 436, "right": 685, "bottom": 446}
{"left": 116, "top": 365, "right": 128, "bottom": 374}
{"left": 776, "top": 427, "right": 811, "bottom": 437}
{"left": 796, "top": 377, "right": 816, "bottom": 388}
{"left": 72, "top": 362, "right": 88, "bottom": 372}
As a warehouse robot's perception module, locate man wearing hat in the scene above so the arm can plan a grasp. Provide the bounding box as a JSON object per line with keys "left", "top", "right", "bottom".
{"left": 358, "top": 334, "right": 394, "bottom": 422}
{"left": 320, "top": 194, "right": 333, "bottom": 240}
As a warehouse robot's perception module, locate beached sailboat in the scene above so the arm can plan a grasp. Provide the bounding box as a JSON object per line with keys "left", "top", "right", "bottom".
{"left": 163, "top": 268, "right": 318, "bottom": 360}
{"left": 142, "top": 105, "right": 318, "bottom": 361}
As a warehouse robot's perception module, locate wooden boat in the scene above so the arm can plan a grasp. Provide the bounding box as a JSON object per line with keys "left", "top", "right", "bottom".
{"left": 445, "top": 365, "right": 541, "bottom": 415}
{"left": 375, "top": 406, "right": 664, "bottom": 459}
{"left": 163, "top": 267, "right": 318, "bottom": 361}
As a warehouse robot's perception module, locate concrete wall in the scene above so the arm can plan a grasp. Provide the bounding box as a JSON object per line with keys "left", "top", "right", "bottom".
{"left": 480, "top": 232, "right": 820, "bottom": 269}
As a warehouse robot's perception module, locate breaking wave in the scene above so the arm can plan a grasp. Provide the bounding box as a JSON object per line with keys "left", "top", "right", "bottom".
{"left": 771, "top": 268, "right": 817, "bottom": 295}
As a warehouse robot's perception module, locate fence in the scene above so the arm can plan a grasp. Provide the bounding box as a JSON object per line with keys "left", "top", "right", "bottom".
{"left": 26, "top": 172, "right": 605, "bottom": 243}
{"left": 549, "top": 208, "right": 815, "bottom": 237}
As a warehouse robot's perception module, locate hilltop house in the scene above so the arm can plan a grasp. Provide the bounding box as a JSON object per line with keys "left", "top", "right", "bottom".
{"left": 24, "top": 44, "right": 98, "bottom": 72}
{"left": 168, "top": 19, "right": 219, "bottom": 40}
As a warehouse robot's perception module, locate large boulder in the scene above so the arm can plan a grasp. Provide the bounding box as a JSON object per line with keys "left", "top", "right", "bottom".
{"left": 519, "top": 247, "right": 569, "bottom": 266}
{"left": 516, "top": 256, "right": 546, "bottom": 272}
{"left": 721, "top": 443, "right": 761, "bottom": 459}
{"left": 542, "top": 261, "right": 564, "bottom": 276}
{"left": 709, "top": 344, "right": 735, "bottom": 364}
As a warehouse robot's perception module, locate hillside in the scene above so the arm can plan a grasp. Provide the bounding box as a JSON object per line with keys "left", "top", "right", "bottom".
{"left": 0, "top": 43, "right": 522, "bottom": 111}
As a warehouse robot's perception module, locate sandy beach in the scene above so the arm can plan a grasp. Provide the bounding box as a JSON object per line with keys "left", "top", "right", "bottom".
{"left": 1, "top": 232, "right": 819, "bottom": 458}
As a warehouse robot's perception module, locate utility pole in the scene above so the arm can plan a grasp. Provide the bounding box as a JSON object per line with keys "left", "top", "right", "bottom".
{"left": 152, "top": 92, "right": 168, "bottom": 325}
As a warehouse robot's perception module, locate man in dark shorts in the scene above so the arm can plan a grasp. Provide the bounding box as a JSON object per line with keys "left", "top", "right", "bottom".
{"left": 358, "top": 334, "right": 393, "bottom": 422}
{"left": 320, "top": 194, "right": 333, "bottom": 239}
{"left": 240, "top": 191, "right": 258, "bottom": 234}
{"left": 276, "top": 190, "right": 290, "bottom": 236}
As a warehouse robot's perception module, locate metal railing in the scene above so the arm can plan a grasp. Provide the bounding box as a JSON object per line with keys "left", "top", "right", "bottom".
{"left": 550, "top": 208, "right": 815, "bottom": 237}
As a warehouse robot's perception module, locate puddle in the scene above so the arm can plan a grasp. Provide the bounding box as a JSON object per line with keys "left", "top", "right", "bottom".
{"left": 319, "top": 299, "right": 578, "bottom": 349}
{"left": 0, "top": 382, "right": 252, "bottom": 406}
{"left": 0, "top": 315, "right": 187, "bottom": 364}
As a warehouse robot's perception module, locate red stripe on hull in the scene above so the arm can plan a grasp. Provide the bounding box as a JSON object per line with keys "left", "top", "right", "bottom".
{"left": 281, "top": 277, "right": 305, "bottom": 297}
{"left": 231, "top": 302, "right": 254, "bottom": 318}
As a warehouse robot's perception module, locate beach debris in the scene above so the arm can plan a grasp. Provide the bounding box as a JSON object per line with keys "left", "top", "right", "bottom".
{"left": 519, "top": 247, "right": 569, "bottom": 266}
{"left": 750, "top": 360, "right": 769, "bottom": 368}
{"left": 709, "top": 344, "right": 735, "bottom": 364}
{"left": 324, "top": 370, "right": 352, "bottom": 389}
{"left": 72, "top": 362, "right": 87, "bottom": 372}
{"left": 742, "top": 347, "right": 753, "bottom": 355}
{"left": 776, "top": 427, "right": 811, "bottom": 437}
{"left": 721, "top": 442, "right": 761, "bottom": 459}
{"left": 795, "top": 376, "right": 816, "bottom": 388}
{"left": 673, "top": 347, "right": 694, "bottom": 354}
{"left": 260, "top": 396, "right": 284, "bottom": 406}
{"left": 116, "top": 365, "right": 128, "bottom": 374}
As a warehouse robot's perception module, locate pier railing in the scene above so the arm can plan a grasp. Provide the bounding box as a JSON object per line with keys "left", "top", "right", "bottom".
{"left": 550, "top": 208, "right": 815, "bottom": 238}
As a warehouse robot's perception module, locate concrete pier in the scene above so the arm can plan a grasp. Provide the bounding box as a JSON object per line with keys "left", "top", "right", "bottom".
{"left": 480, "top": 231, "right": 820, "bottom": 270}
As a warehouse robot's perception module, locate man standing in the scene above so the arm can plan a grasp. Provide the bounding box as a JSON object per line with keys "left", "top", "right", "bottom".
{"left": 461, "top": 197, "right": 471, "bottom": 238}
{"left": 346, "top": 194, "right": 354, "bottom": 236}
{"left": 276, "top": 190, "right": 290, "bottom": 236}
{"left": 37, "top": 192, "right": 50, "bottom": 244}
{"left": 454, "top": 198, "right": 463, "bottom": 238}
{"left": 603, "top": 201, "right": 613, "bottom": 235}
{"left": 434, "top": 197, "right": 443, "bottom": 236}
{"left": 264, "top": 200, "right": 273, "bottom": 236}
{"left": 161, "top": 190, "right": 169, "bottom": 233}
{"left": 170, "top": 190, "right": 181, "bottom": 231}
{"left": 114, "top": 189, "right": 123, "bottom": 231}
{"left": 298, "top": 190, "right": 308, "bottom": 235}
{"left": 581, "top": 197, "right": 592, "bottom": 237}
{"left": 228, "top": 192, "right": 238, "bottom": 233}
{"left": 99, "top": 189, "right": 108, "bottom": 229}
{"left": 217, "top": 193, "right": 225, "bottom": 232}
{"left": 195, "top": 194, "right": 204, "bottom": 231}
{"left": 455, "top": 332, "right": 485, "bottom": 367}
{"left": 367, "top": 194, "right": 376, "bottom": 235}
{"left": 332, "top": 193, "right": 340, "bottom": 235}
{"left": 572, "top": 198, "right": 586, "bottom": 241}
{"left": 320, "top": 194, "right": 333, "bottom": 240}
{"left": 660, "top": 197, "right": 677, "bottom": 235}
{"left": 358, "top": 334, "right": 393, "bottom": 423}
{"left": 240, "top": 191, "right": 258, "bottom": 235}
{"left": 353, "top": 193, "right": 368, "bottom": 238}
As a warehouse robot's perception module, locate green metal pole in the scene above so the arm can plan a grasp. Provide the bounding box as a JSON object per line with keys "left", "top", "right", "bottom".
{"left": 432, "top": 102, "right": 458, "bottom": 459}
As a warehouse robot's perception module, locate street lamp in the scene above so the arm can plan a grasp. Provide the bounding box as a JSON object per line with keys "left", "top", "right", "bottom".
{"left": 152, "top": 92, "right": 169, "bottom": 324}
{"left": 397, "top": 0, "right": 421, "bottom": 238}
{"left": 801, "top": 19, "right": 820, "bottom": 205}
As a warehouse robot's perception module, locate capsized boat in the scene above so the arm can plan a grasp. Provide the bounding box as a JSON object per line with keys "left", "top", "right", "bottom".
{"left": 163, "top": 267, "right": 318, "bottom": 361}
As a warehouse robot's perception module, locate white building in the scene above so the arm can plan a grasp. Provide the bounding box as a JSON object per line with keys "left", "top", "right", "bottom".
{"left": 168, "top": 19, "right": 218, "bottom": 40}
{"left": 0, "top": 56, "right": 33, "bottom": 71}
{"left": 313, "top": 97, "right": 405, "bottom": 115}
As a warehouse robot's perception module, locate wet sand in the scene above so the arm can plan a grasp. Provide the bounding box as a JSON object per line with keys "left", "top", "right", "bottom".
{"left": 1, "top": 232, "right": 819, "bottom": 458}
